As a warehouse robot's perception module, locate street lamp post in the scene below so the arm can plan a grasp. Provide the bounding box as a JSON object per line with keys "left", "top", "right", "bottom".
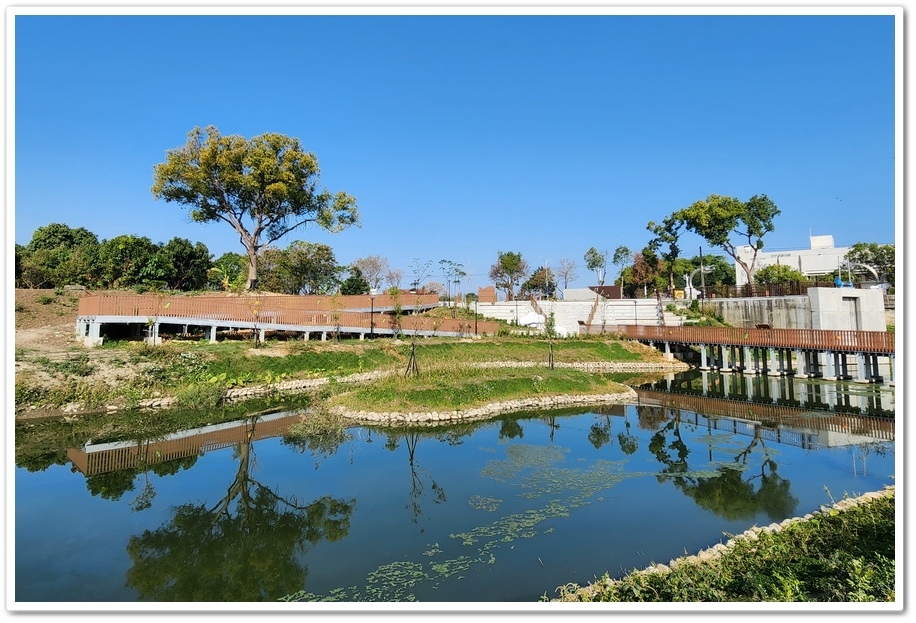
{"left": 633, "top": 299, "right": 638, "bottom": 326}
{"left": 369, "top": 290, "right": 376, "bottom": 339}
{"left": 514, "top": 281, "right": 519, "bottom": 325}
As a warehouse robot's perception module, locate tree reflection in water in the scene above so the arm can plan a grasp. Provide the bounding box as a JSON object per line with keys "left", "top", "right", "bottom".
{"left": 124, "top": 416, "right": 355, "bottom": 601}
{"left": 643, "top": 406, "right": 798, "bottom": 523}
{"left": 383, "top": 431, "right": 447, "bottom": 530}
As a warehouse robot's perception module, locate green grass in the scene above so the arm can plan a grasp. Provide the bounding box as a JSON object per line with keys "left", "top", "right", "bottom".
{"left": 552, "top": 488, "right": 896, "bottom": 603}
{"left": 16, "top": 335, "right": 654, "bottom": 413}
{"left": 326, "top": 366, "right": 631, "bottom": 413}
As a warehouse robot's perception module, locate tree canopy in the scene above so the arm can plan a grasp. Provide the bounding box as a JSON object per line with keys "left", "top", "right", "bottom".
{"left": 488, "top": 251, "right": 529, "bottom": 301}
{"left": 845, "top": 242, "right": 895, "bottom": 285}
{"left": 151, "top": 126, "right": 359, "bottom": 290}
{"left": 674, "top": 193, "right": 780, "bottom": 286}
{"left": 583, "top": 247, "right": 608, "bottom": 286}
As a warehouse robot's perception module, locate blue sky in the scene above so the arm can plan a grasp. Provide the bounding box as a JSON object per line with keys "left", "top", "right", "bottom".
{"left": 10, "top": 6, "right": 901, "bottom": 293}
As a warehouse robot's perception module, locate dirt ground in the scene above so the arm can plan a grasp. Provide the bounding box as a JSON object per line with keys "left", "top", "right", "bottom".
{"left": 14, "top": 288, "right": 89, "bottom": 351}
{"left": 13, "top": 289, "right": 151, "bottom": 417}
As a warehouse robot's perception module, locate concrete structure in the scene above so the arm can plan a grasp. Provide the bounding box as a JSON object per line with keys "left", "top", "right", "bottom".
{"left": 735, "top": 234, "right": 850, "bottom": 287}
{"left": 700, "top": 287, "right": 887, "bottom": 331}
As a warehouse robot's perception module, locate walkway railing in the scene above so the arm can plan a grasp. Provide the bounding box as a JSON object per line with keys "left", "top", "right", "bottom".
{"left": 77, "top": 292, "right": 440, "bottom": 318}
{"left": 76, "top": 293, "right": 501, "bottom": 337}
{"left": 584, "top": 324, "right": 895, "bottom": 355}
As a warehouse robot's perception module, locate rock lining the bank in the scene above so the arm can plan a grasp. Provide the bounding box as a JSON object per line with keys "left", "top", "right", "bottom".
{"left": 41, "top": 359, "right": 688, "bottom": 417}
{"left": 331, "top": 388, "right": 640, "bottom": 426}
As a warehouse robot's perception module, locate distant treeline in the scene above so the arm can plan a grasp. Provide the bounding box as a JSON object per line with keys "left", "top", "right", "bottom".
{"left": 14, "top": 222, "right": 354, "bottom": 295}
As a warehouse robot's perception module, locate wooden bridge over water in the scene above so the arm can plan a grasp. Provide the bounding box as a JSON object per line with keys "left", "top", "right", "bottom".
{"left": 582, "top": 324, "right": 896, "bottom": 385}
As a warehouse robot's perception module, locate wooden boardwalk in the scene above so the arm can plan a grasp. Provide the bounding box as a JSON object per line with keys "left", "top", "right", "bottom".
{"left": 75, "top": 293, "right": 502, "bottom": 344}
{"left": 582, "top": 324, "right": 896, "bottom": 384}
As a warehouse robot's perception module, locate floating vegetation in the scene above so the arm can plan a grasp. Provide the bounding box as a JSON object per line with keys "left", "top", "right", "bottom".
{"left": 468, "top": 495, "right": 502, "bottom": 512}
{"left": 516, "top": 459, "right": 628, "bottom": 501}
{"left": 431, "top": 555, "right": 473, "bottom": 577}
{"left": 362, "top": 561, "right": 428, "bottom": 601}
{"left": 422, "top": 543, "right": 442, "bottom": 557}
{"left": 283, "top": 440, "right": 753, "bottom": 603}
{"left": 480, "top": 443, "right": 569, "bottom": 481}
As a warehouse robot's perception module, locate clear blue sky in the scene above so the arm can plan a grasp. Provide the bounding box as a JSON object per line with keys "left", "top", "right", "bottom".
{"left": 10, "top": 6, "right": 901, "bottom": 293}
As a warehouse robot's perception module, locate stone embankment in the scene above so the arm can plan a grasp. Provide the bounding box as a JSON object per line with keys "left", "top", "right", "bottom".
{"left": 330, "top": 389, "right": 640, "bottom": 427}
{"left": 59, "top": 359, "right": 688, "bottom": 417}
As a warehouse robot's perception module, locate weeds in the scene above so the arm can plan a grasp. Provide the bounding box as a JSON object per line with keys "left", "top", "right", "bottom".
{"left": 552, "top": 489, "right": 895, "bottom": 602}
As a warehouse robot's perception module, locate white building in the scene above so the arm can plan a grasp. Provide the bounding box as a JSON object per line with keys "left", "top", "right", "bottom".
{"left": 735, "top": 234, "right": 850, "bottom": 287}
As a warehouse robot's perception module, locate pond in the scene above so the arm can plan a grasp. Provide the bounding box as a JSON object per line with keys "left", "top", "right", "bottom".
{"left": 12, "top": 372, "right": 895, "bottom": 606}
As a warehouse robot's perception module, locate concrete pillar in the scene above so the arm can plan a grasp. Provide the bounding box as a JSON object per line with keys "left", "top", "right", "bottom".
{"left": 210, "top": 325, "right": 218, "bottom": 343}
{"left": 767, "top": 347, "right": 781, "bottom": 376}
{"left": 84, "top": 321, "right": 103, "bottom": 346}
{"left": 699, "top": 344, "right": 709, "bottom": 370}
{"left": 822, "top": 351, "right": 836, "bottom": 379}
{"left": 742, "top": 346, "right": 756, "bottom": 375}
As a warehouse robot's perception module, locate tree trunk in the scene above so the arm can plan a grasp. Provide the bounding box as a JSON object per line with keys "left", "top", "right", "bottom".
{"left": 246, "top": 249, "right": 259, "bottom": 291}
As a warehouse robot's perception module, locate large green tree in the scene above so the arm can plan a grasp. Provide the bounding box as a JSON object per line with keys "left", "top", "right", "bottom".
{"left": 646, "top": 216, "right": 684, "bottom": 294}
{"left": 339, "top": 266, "right": 370, "bottom": 295}
{"left": 151, "top": 126, "right": 359, "bottom": 290}
{"left": 97, "top": 234, "right": 165, "bottom": 289}
{"left": 157, "top": 237, "right": 212, "bottom": 291}
{"left": 19, "top": 223, "right": 100, "bottom": 288}
{"left": 755, "top": 264, "right": 805, "bottom": 285}
{"left": 488, "top": 251, "right": 529, "bottom": 301}
{"left": 674, "top": 193, "right": 780, "bottom": 286}
{"left": 519, "top": 266, "right": 556, "bottom": 299}
{"left": 845, "top": 242, "right": 895, "bottom": 285}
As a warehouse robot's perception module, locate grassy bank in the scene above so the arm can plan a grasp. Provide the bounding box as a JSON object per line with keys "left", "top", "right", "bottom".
{"left": 551, "top": 487, "right": 896, "bottom": 603}
{"left": 14, "top": 334, "right": 673, "bottom": 415}
{"left": 325, "top": 364, "right": 635, "bottom": 413}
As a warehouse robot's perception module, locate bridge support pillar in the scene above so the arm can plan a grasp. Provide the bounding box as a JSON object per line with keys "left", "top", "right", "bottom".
{"left": 209, "top": 325, "right": 218, "bottom": 343}
{"left": 743, "top": 347, "right": 765, "bottom": 375}
{"left": 699, "top": 344, "right": 711, "bottom": 370}
{"left": 822, "top": 351, "right": 836, "bottom": 379}
{"left": 855, "top": 353, "right": 882, "bottom": 383}
{"left": 78, "top": 320, "right": 104, "bottom": 346}
{"left": 767, "top": 347, "right": 781, "bottom": 376}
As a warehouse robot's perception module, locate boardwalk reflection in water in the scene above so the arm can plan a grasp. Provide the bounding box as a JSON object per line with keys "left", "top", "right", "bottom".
{"left": 636, "top": 370, "right": 895, "bottom": 451}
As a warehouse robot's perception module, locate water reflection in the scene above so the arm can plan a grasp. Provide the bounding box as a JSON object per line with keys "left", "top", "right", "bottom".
{"left": 644, "top": 369, "right": 894, "bottom": 417}
{"left": 69, "top": 413, "right": 356, "bottom": 601}
{"left": 14, "top": 374, "right": 895, "bottom": 604}
{"left": 641, "top": 405, "right": 798, "bottom": 522}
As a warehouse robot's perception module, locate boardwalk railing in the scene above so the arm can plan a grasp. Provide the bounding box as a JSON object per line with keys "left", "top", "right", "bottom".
{"left": 637, "top": 389, "right": 895, "bottom": 444}
{"left": 76, "top": 293, "right": 501, "bottom": 337}
{"left": 583, "top": 324, "right": 895, "bottom": 355}
{"left": 78, "top": 292, "right": 440, "bottom": 317}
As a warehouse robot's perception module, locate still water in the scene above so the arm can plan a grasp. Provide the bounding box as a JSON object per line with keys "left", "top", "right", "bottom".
{"left": 13, "top": 372, "right": 895, "bottom": 604}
